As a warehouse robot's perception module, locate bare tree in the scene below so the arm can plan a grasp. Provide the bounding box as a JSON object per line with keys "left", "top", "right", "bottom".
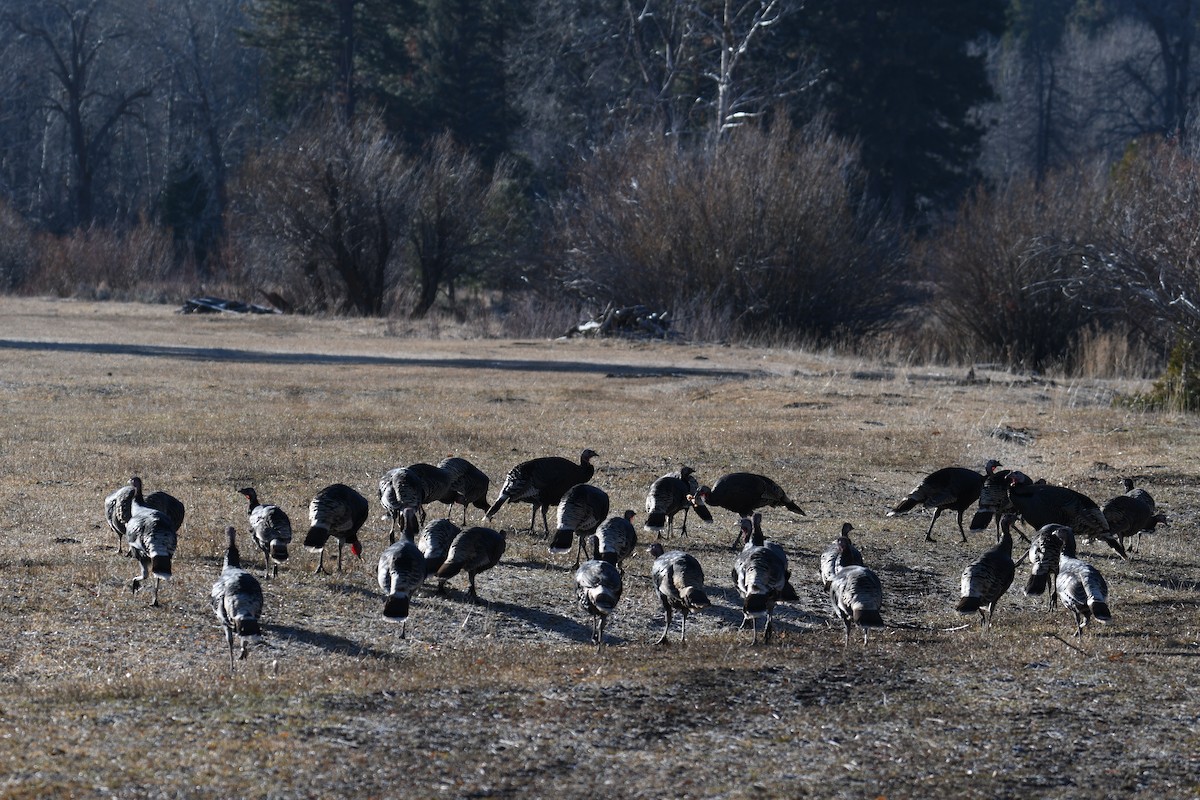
{"left": 697, "top": 0, "right": 788, "bottom": 142}
{"left": 408, "top": 135, "right": 519, "bottom": 317}
{"left": 6, "top": 0, "right": 151, "bottom": 227}
{"left": 147, "top": 0, "right": 263, "bottom": 263}
{"left": 231, "top": 111, "right": 414, "bottom": 315}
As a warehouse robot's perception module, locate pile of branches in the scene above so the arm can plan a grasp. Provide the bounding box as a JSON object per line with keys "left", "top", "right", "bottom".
{"left": 564, "top": 304, "right": 676, "bottom": 339}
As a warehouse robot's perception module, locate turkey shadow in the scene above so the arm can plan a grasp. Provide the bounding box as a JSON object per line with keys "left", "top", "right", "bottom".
{"left": 266, "top": 623, "right": 394, "bottom": 661}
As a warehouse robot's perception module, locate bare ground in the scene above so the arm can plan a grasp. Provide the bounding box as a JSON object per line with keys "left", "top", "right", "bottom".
{"left": 1, "top": 297, "right": 1199, "bottom": 799}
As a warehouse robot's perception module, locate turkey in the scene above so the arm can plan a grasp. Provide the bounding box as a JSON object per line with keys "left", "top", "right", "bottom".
{"left": 1007, "top": 471, "right": 1127, "bottom": 559}
{"left": 574, "top": 559, "right": 623, "bottom": 651}
{"left": 591, "top": 510, "right": 638, "bottom": 573}
{"left": 829, "top": 565, "right": 885, "bottom": 646}
{"left": 124, "top": 476, "right": 179, "bottom": 607}
{"left": 955, "top": 514, "right": 1016, "bottom": 629}
{"left": 549, "top": 483, "right": 610, "bottom": 568}
{"left": 104, "top": 478, "right": 136, "bottom": 554}
{"left": 1023, "top": 523, "right": 1070, "bottom": 610}
{"left": 1102, "top": 478, "right": 1168, "bottom": 554}
{"left": 648, "top": 542, "right": 709, "bottom": 646}
{"left": 379, "top": 463, "right": 454, "bottom": 543}
{"left": 415, "top": 515, "right": 461, "bottom": 590}
{"left": 377, "top": 521, "right": 426, "bottom": 638}
{"left": 237, "top": 487, "right": 293, "bottom": 578}
{"left": 643, "top": 466, "right": 712, "bottom": 538}
{"left": 888, "top": 465, "right": 984, "bottom": 542}
{"left": 819, "top": 522, "right": 864, "bottom": 592}
{"left": 435, "top": 525, "right": 507, "bottom": 603}
{"left": 692, "top": 473, "right": 806, "bottom": 539}
{"left": 737, "top": 514, "right": 801, "bottom": 601}
{"left": 485, "top": 448, "right": 599, "bottom": 536}
{"left": 303, "top": 483, "right": 369, "bottom": 574}
{"left": 143, "top": 487, "right": 186, "bottom": 532}
{"left": 1056, "top": 529, "right": 1113, "bottom": 637}
{"left": 210, "top": 527, "right": 264, "bottom": 672}
{"left": 105, "top": 476, "right": 185, "bottom": 554}
{"left": 436, "top": 456, "right": 492, "bottom": 524}
{"left": 731, "top": 513, "right": 794, "bottom": 644}
{"left": 968, "top": 460, "right": 1026, "bottom": 541}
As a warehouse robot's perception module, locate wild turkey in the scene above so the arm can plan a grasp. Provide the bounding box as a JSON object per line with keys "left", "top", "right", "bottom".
{"left": 436, "top": 456, "right": 492, "bottom": 524}
{"left": 738, "top": 514, "right": 801, "bottom": 601}
{"left": 378, "top": 463, "right": 454, "bottom": 543}
{"left": 731, "top": 513, "right": 793, "bottom": 644}
{"left": 1007, "top": 471, "right": 1127, "bottom": 559}
{"left": 210, "top": 526, "right": 264, "bottom": 672}
{"left": 647, "top": 542, "right": 709, "bottom": 646}
{"left": 819, "top": 522, "right": 864, "bottom": 592}
{"left": 435, "top": 525, "right": 507, "bottom": 603}
{"left": 549, "top": 483, "right": 610, "bottom": 567}
{"left": 485, "top": 448, "right": 599, "bottom": 536}
{"left": 643, "top": 466, "right": 712, "bottom": 538}
{"left": 105, "top": 476, "right": 184, "bottom": 554}
{"left": 143, "top": 487, "right": 186, "bottom": 532}
{"left": 303, "top": 483, "right": 369, "bottom": 574}
{"left": 1056, "top": 528, "right": 1113, "bottom": 637}
{"left": 574, "top": 558, "right": 623, "bottom": 651}
{"left": 376, "top": 522, "right": 426, "bottom": 638}
{"left": 1102, "top": 478, "right": 1168, "bottom": 554}
{"left": 378, "top": 467, "right": 406, "bottom": 539}
{"left": 1023, "top": 522, "right": 1070, "bottom": 610}
{"left": 829, "top": 565, "right": 885, "bottom": 646}
{"left": 104, "top": 478, "right": 137, "bottom": 554}
{"left": 591, "top": 510, "right": 638, "bottom": 573}
{"left": 415, "top": 515, "right": 461, "bottom": 590}
{"left": 955, "top": 514, "right": 1015, "bottom": 629}
{"left": 888, "top": 465, "right": 984, "bottom": 542}
{"left": 692, "top": 473, "right": 805, "bottom": 538}
{"left": 238, "top": 487, "right": 293, "bottom": 578}
{"left": 124, "top": 476, "right": 179, "bottom": 607}
{"left": 968, "top": 460, "right": 1026, "bottom": 541}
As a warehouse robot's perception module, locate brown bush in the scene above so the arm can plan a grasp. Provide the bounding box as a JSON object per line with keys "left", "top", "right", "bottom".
{"left": 25, "top": 219, "right": 180, "bottom": 300}
{"left": 227, "top": 111, "right": 415, "bottom": 316}
{"left": 549, "top": 119, "right": 909, "bottom": 342}
{"left": 921, "top": 168, "right": 1111, "bottom": 370}
{"left": 0, "top": 198, "right": 36, "bottom": 292}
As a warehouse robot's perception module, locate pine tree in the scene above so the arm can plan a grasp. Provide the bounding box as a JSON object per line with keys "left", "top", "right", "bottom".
{"left": 243, "top": 0, "right": 417, "bottom": 124}
{"left": 799, "top": 0, "right": 1006, "bottom": 220}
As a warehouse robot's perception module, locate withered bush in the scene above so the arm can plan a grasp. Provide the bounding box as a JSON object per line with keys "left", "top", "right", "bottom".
{"left": 549, "top": 120, "right": 908, "bottom": 342}
{"left": 0, "top": 199, "right": 35, "bottom": 292}
{"left": 921, "top": 167, "right": 1111, "bottom": 370}
{"left": 228, "top": 111, "right": 414, "bottom": 316}
{"left": 228, "top": 112, "right": 523, "bottom": 318}
{"left": 27, "top": 219, "right": 179, "bottom": 300}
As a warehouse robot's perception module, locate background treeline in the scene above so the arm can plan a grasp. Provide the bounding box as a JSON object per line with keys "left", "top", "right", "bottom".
{"left": 4, "top": 0, "right": 1200, "bottom": 385}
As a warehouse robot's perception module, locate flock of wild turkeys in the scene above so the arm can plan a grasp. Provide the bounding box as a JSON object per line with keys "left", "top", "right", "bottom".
{"left": 102, "top": 451, "right": 1164, "bottom": 670}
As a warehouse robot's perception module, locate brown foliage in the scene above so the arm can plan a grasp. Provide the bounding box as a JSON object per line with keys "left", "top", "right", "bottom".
{"left": 922, "top": 168, "right": 1111, "bottom": 369}
{"left": 229, "top": 111, "right": 415, "bottom": 316}
{"left": 550, "top": 120, "right": 909, "bottom": 341}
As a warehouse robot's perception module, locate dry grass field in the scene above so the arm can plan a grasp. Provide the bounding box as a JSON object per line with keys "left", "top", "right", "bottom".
{"left": 2, "top": 297, "right": 1199, "bottom": 799}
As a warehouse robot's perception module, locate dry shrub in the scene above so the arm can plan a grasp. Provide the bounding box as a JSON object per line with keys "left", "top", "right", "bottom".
{"left": 1070, "top": 324, "right": 1162, "bottom": 379}
{"left": 0, "top": 198, "right": 36, "bottom": 291}
{"left": 25, "top": 219, "right": 180, "bottom": 300}
{"left": 228, "top": 110, "right": 414, "bottom": 316}
{"left": 921, "top": 167, "right": 1110, "bottom": 370}
{"left": 550, "top": 119, "right": 909, "bottom": 343}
